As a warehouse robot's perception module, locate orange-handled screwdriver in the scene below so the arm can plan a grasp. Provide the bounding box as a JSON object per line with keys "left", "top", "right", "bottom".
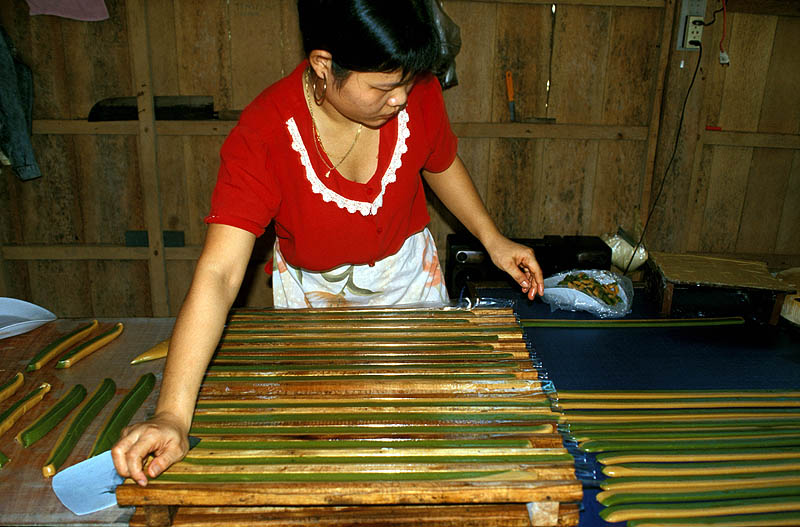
{"left": 505, "top": 70, "right": 516, "bottom": 122}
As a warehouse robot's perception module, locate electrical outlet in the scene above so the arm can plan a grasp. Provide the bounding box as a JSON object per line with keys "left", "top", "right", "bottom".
{"left": 677, "top": 0, "right": 706, "bottom": 50}
{"left": 684, "top": 16, "right": 703, "bottom": 49}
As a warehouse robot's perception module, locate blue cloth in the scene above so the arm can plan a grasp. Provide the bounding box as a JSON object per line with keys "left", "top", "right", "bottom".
{"left": 0, "top": 26, "right": 41, "bottom": 181}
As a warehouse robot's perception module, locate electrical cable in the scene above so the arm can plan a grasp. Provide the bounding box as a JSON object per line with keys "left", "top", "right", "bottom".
{"left": 699, "top": 5, "right": 725, "bottom": 28}
{"left": 623, "top": 41, "right": 703, "bottom": 275}
{"left": 719, "top": 0, "right": 727, "bottom": 52}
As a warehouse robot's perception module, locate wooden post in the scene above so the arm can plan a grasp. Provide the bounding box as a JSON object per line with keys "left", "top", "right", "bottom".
{"left": 126, "top": 0, "right": 170, "bottom": 316}
{"left": 143, "top": 505, "right": 177, "bottom": 527}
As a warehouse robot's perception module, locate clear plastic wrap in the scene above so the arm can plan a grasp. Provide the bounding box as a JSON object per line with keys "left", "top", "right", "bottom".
{"left": 542, "top": 269, "right": 633, "bottom": 318}
{"left": 602, "top": 230, "right": 648, "bottom": 272}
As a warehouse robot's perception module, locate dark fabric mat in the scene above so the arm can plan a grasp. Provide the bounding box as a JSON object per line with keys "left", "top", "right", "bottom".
{"left": 476, "top": 286, "right": 800, "bottom": 527}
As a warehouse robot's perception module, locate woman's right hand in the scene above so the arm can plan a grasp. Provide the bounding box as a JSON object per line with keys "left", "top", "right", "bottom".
{"left": 111, "top": 412, "right": 189, "bottom": 486}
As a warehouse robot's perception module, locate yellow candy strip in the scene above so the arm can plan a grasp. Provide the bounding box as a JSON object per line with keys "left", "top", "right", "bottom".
{"left": 130, "top": 338, "right": 169, "bottom": 365}
{"left": 55, "top": 323, "right": 124, "bottom": 368}
{"left": 0, "top": 372, "right": 24, "bottom": 404}
{"left": 0, "top": 382, "right": 51, "bottom": 437}
{"left": 25, "top": 320, "right": 98, "bottom": 371}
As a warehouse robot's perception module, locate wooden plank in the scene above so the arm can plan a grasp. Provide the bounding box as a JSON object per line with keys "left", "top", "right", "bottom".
{"left": 173, "top": 0, "right": 232, "bottom": 107}
{"left": 32, "top": 119, "right": 139, "bottom": 135}
{"left": 131, "top": 503, "right": 580, "bottom": 527}
{"left": 775, "top": 151, "right": 800, "bottom": 254}
{"left": 2, "top": 245, "right": 149, "bottom": 260}
{"left": 548, "top": 4, "right": 611, "bottom": 124}
{"left": 181, "top": 136, "right": 227, "bottom": 246}
{"left": 758, "top": 17, "right": 800, "bottom": 135}
{"left": 230, "top": 0, "right": 285, "bottom": 109}
{"left": 684, "top": 144, "right": 715, "bottom": 252}
{"left": 26, "top": 261, "right": 92, "bottom": 317}
{"left": 726, "top": 0, "right": 800, "bottom": 17}
{"left": 279, "top": 0, "right": 305, "bottom": 78}
{"left": 735, "top": 148, "right": 794, "bottom": 253}
{"left": 146, "top": 1, "right": 179, "bottom": 95}
{"left": 591, "top": 141, "right": 646, "bottom": 236}
{"left": 492, "top": 3, "right": 552, "bottom": 122}
{"left": 698, "top": 146, "right": 753, "bottom": 252}
{"left": 705, "top": 131, "right": 800, "bottom": 149}
{"left": 441, "top": 1, "right": 497, "bottom": 122}
{"left": 486, "top": 139, "right": 539, "bottom": 238}
{"left": 88, "top": 260, "right": 153, "bottom": 316}
{"left": 602, "top": 7, "right": 661, "bottom": 126}
{"left": 718, "top": 13, "right": 778, "bottom": 131}
{"left": 452, "top": 123, "right": 648, "bottom": 140}
{"left": 640, "top": 0, "right": 676, "bottom": 226}
{"left": 32, "top": 120, "right": 650, "bottom": 140}
{"left": 118, "top": 480, "right": 581, "bottom": 507}
{"left": 127, "top": 0, "right": 170, "bottom": 317}
{"left": 538, "top": 140, "right": 597, "bottom": 235}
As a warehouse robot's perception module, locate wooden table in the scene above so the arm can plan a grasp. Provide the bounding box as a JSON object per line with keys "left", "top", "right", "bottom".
{"left": 0, "top": 317, "right": 174, "bottom": 526}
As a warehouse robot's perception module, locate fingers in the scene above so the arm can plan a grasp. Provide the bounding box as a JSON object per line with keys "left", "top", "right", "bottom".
{"left": 111, "top": 425, "right": 154, "bottom": 486}
{"left": 507, "top": 250, "right": 544, "bottom": 300}
{"left": 111, "top": 421, "right": 187, "bottom": 487}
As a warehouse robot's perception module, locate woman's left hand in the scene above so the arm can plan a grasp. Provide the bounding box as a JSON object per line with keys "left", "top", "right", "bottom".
{"left": 485, "top": 236, "right": 544, "bottom": 300}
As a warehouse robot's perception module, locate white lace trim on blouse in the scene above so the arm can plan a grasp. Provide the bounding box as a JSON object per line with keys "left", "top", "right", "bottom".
{"left": 287, "top": 110, "right": 410, "bottom": 216}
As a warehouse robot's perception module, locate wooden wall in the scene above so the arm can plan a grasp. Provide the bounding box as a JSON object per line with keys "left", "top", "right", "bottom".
{"left": 1, "top": 0, "right": 798, "bottom": 317}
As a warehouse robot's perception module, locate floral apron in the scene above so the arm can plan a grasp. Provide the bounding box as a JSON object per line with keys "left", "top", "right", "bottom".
{"left": 272, "top": 228, "right": 449, "bottom": 308}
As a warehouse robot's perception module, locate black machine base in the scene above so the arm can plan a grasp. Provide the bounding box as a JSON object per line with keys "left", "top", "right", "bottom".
{"left": 445, "top": 233, "right": 612, "bottom": 299}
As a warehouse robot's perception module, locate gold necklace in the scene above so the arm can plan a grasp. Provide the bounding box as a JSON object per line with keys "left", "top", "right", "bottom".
{"left": 304, "top": 70, "right": 362, "bottom": 179}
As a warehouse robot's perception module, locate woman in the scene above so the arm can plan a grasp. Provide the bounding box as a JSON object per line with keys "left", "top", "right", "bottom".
{"left": 112, "top": 0, "right": 543, "bottom": 486}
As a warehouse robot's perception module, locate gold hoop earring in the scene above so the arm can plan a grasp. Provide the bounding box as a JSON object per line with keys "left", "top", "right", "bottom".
{"left": 313, "top": 73, "right": 327, "bottom": 106}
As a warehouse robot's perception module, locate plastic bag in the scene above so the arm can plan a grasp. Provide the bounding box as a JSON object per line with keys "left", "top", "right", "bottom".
{"left": 602, "top": 230, "right": 648, "bottom": 272}
{"left": 542, "top": 269, "right": 633, "bottom": 318}
{"left": 430, "top": 0, "right": 461, "bottom": 89}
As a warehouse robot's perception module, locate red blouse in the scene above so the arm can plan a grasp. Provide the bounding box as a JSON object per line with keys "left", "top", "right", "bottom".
{"left": 205, "top": 61, "right": 458, "bottom": 272}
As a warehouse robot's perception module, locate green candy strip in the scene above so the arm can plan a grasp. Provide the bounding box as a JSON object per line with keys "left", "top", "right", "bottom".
{"left": 183, "top": 453, "right": 574, "bottom": 465}
{"left": 220, "top": 335, "right": 500, "bottom": 343}
{"left": 42, "top": 378, "right": 115, "bottom": 477}
{"left": 89, "top": 373, "right": 155, "bottom": 457}
{"left": 206, "top": 362, "right": 520, "bottom": 372}
{"left": 565, "top": 419, "right": 800, "bottom": 431}
{"left": 197, "top": 439, "right": 532, "bottom": 450}
{"left": 0, "top": 450, "right": 8, "bottom": 468}
{"left": 15, "top": 385, "right": 87, "bottom": 448}
{"left": 214, "top": 353, "right": 516, "bottom": 362}
{"left": 216, "top": 345, "right": 498, "bottom": 353}
{"left": 598, "top": 484, "right": 800, "bottom": 506}
{"left": 627, "top": 511, "right": 800, "bottom": 526}
{"left": 196, "top": 400, "right": 549, "bottom": 409}
{"left": 600, "top": 496, "right": 800, "bottom": 523}
{"left": 223, "top": 325, "right": 520, "bottom": 335}
{"left": 582, "top": 437, "right": 800, "bottom": 452}
{"left": 190, "top": 424, "right": 554, "bottom": 435}
{"left": 601, "top": 470, "right": 800, "bottom": 489}
{"left": 569, "top": 429, "right": 800, "bottom": 442}
{"left": 192, "top": 411, "right": 556, "bottom": 423}
{"left": 202, "top": 374, "right": 518, "bottom": 382}
{"left": 596, "top": 448, "right": 800, "bottom": 465}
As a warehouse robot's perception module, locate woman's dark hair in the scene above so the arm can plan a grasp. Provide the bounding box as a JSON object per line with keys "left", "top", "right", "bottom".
{"left": 297, "top": 0, "right": 441, "bottom": 82}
